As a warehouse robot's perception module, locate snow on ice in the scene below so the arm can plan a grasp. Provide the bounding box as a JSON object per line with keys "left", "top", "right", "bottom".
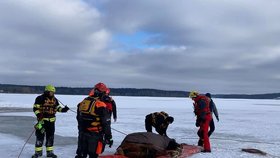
{"left": 0, "top": 93, "right": 280, "bottom": 158}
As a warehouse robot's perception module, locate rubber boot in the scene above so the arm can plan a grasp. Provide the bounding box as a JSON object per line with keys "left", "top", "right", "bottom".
{"left": 201, "top": 149, "right": 211, "bottom": 153}
{"left": 46, "top": 151, "right": 57, "bottom": 158}
{"left": 31, "top": 151, "right": 42, "bottom": 158}
{"left": 198, "top": 139, "right": 203, "bottom": 147}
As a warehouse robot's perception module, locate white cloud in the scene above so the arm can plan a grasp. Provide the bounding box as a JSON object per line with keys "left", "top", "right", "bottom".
{"left": 1, "top": 0, "right": 280, "bottom": 93}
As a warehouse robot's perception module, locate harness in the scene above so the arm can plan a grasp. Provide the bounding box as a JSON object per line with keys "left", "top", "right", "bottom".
{"left": 78, "top": 97, "right": 103, "bottom": 132}
{"left": 41, "top": 97, "right": 57, "bottom": 115}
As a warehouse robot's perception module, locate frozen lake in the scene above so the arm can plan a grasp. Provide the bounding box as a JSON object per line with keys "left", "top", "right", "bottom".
{"left": 0, "top": 93, "right": 280, "bottom": 158}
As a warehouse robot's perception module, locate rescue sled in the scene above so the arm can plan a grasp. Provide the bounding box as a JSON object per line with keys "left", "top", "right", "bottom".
{"left": 100, "top": 144, "right": 202, "bottom": 158}
{"left": 158, "top": 144, "right": 202, "bottom": 158}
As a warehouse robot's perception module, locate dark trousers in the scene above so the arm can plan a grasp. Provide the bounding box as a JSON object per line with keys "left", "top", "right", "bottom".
{"left": 76, "top": 131, "right": 85, "bottom": 158}
{"left": 35, "top": 121, "right": 55, "bottom": 151}
{"left": 208, "top": 119, "right": 215, "bottom": 137}
{"left": 76, "top": 131, "right": 104, "bottom": 158}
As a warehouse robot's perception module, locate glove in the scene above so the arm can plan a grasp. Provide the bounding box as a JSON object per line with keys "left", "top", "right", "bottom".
{"left": 36, "top": 113, "right": 43, "bottom": 121}
{"left": 106, "top": 139, "right": 113, "bottom": 147}
{"left": 105, "top": 135, "right": 113, "bottom": 147}
{"left": 195, "top": 120, "right": 200, "bottom": 127}
{"left": 62, "top": 106, "right": 69, "bottom": 112}
{"left": 34, "top": 121, "right": 45, "bottom": 134}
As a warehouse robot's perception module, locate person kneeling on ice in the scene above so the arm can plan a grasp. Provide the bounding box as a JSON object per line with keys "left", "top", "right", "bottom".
{"left": 32, "top": 85, "right": 69, "bottom": 158}
{"left": 145, "top": 111, "right": 174, "bottom": 136}
{"left": 189, "top": 91, "right": 212, "bottom": 152}
{"left": 115, "top": 132, "right": 181, "bottom": 158}
{"left": 75, "top": 82, "right": 113, "bottom": 158}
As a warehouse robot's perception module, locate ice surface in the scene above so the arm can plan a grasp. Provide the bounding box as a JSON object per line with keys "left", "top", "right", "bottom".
{"left": 0, "top": 93, "right": 279, "bottom": 157}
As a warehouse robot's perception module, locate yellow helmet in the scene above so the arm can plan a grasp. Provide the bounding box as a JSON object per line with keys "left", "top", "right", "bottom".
{"left": 189, "top": 91, "right": 199, "bottom": 98}
{"left": 45, "top": 85, "right": 56, "bottom": 93}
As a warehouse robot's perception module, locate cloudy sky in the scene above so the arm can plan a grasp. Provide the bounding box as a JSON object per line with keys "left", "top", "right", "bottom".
{"left": 1, "top": 0, "right": 280, "bottom": 94}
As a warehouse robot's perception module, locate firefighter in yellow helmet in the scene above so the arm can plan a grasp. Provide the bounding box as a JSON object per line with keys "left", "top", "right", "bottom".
{"left": 32, "top": 85, "right": 69, "bottom": 158}
{"left": 189, "top": 91, "right": 212, "bottom": 152}
{"left": 75, "top": 82, "right": 113, "bottom": 158}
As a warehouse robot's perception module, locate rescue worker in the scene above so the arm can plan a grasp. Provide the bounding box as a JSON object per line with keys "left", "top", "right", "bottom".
{"left": 189, "top": 91, "right": 212, "bottom": 152}
{"left": 145, "top": 111, "right": 174, "bottom": 136}
{"left": 32, "top": 85, "right": 69, "bottom": 158}
{"left": 102, "top": 88, "right": 117, "bottom": 122}
{"left": 75, "top": 82, "right": 113, "bottom": 158}
{"left": 205, "top": 93, "right": 219, "bottom": 137}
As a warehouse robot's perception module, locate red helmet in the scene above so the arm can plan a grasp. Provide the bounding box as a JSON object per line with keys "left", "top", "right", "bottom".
{"left": 94, "top": 82, "right": 108, "bottom": 93}
{"left": 88, "top": 82, "right": 108, "bottom": 96}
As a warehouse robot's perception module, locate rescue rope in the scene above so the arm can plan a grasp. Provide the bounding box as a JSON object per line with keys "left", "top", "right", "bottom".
{"left": 57, "top": 99, "right": 128, "bottom": 136}
{"left": 112, "top": 128, "right": 128, "bottom": 136}
{"left": 17, "top": 129, "right": 35, "bottom": 158}
{"left": 57, "top": 99, "right": 76, "bottom": 113}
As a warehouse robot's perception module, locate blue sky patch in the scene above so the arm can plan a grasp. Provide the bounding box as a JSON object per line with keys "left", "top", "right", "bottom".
{"left": 113, "top": 31, "right": 162, "bottom": 50}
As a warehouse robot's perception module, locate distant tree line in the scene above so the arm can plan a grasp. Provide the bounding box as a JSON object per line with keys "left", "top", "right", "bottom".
{"left": 215, "top": 93, "right": 280, "bottom": 99}
{"left": 1, "top": 84, "right": 280, "bottom": 99}
{"left": 0, "top": 84, "right": 187, "bottom": 97}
